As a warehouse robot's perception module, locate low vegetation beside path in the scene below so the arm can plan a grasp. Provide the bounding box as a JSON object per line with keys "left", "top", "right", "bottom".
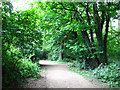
{"left": 50, "top": 60, "right": 120, "bottom": 88}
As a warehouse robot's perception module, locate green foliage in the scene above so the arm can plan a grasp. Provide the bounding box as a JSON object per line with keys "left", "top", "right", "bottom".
{"left": 30, "top": 49, "right": 49, "bottom": 63}
{"left": 2, "top": 45, "right": 40, "bottom": 86}
{"left": 49, "top": 60, "right": 69, "bottom": 64}
{"left": 107, "top": 29, "right": 120, "bottom": 64}
{"left": 68, "top": 62, "right": 76, "bottom": 67}
{"left": 2, "top": 1, "right": 120, "bottom": 87}
{"left": 48, "top": 49, "right": 59, "bottom": 61}
{"left": 63, "top": 58, "right": 71, "bottom": 62}
{"left": 2, "top": 2, "right": 42, "bottom": 56}
{"left": 68, "top": 60, "right": 85, "bottom": 70}
{"left": 2, "top": 2, "right": 42, "bottom": 87}
{"left": 64, "top": 41, "right": 101, "bottom": 69}
{"left": 18, "top": 58, "right": 40, "bottom": 79}
{"left": 35, "top": 1, "right": 119, "bottom": 65}
{"left": 92, "top": 63, "right": 120, "bottom": 87}
{"left": 69, "top": 66, "right": 93, "bottom": 78}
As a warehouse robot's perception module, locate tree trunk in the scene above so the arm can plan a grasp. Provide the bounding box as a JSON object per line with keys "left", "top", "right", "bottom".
{"left": 104, "top": 15, "right": 110, "bottom": 64}
{"left": 58, "top": 52, "right": 62, "bottom": 60}
{"left": 86, "top": 3, "right": 94, "bottom": 42}
{"left": 75, "top": 13, "right": 100, "bottom": 68}
{"left": 93, "top": 2, "right": 106, "bottom": 64}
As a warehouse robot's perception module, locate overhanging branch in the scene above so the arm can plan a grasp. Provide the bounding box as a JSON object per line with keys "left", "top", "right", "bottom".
{"left": 107, "top": 34, "right": 120, "bottom": 42}
{"left": 57, "top": 2, "right": 84, "bottom": 22}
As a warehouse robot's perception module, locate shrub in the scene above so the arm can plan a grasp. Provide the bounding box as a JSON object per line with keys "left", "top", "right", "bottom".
{"left": 68, "top": 62, "right": 76, "bottom": 67}
{"left": 68, "top": 59, "right": 85, "bottom": 70}
{"left": 2, "top": 46, "right": 40, "bottom": 87}
{"left": 92, "top": 63, "right": 120, "bottom": 87}
{"left": 63, "top": 58, "right": 70, "bottom": 62}
{"left": 48, "top": 50, "right": 59, "bottom": 61}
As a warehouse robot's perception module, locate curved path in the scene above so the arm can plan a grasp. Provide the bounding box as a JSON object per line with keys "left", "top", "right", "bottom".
{"left": 21, "top": 60, "right": 108, "bottom": 88}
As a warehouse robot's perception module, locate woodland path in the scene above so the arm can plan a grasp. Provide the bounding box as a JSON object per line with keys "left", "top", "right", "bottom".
{"left": 21, "top": 60, "right": 108, "bottom": 88}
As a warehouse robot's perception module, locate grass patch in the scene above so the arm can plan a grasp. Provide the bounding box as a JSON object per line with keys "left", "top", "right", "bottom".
{"left": 68, "top": 67, "right": 93, "bottom": 78}
{"left": 69, "top": 67, "right": 109, "bottom": 88}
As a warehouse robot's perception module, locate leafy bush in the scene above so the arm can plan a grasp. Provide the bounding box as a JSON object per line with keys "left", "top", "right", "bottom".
{"left": 68, "top": 62, "right": 76, "bottom": 67}
{"left": 2, "top": 2, "right": 42, "bottom": 87}
{"left": 18, "top": 58, "right": 40, "bottom": 78}
{"left": 2, "top": 46, "right": 40, "bottom": 87}
{"left": 63, "top": 58, "right": 71, "bottom": 62}
{"left": 68, "top": 59, "right": 85, "bottom": 70}
{"left": 48, "top": 50, "right": 59, "bottom": 61}
{"left": 39, "top": 50, "right": 49, "bottom": 60}
{"left": 92, "top": 63, "right": 120, "bottom": 87}
{"left": 77, "top": 60, "right": 86, "bottom": 70}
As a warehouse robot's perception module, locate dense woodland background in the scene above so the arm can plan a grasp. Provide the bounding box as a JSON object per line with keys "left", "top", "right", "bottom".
{"left": 1, "top": 1, "right": 120, "bottom": 88}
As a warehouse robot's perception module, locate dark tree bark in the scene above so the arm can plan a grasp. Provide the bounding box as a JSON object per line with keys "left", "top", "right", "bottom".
{"left": 72, "top": 3, "right": 100, "bottom": 68}
{"left": 104, "top": 14, "right": 110, "bottom": 64}
{"left": 93, "top": 2, "right": 106, "bottom": 64}
{"left": 56, "top": 2, "right": 113, "bottom": 66}
{"left": 86, "top": 3, "right": 94, "bottom": 43}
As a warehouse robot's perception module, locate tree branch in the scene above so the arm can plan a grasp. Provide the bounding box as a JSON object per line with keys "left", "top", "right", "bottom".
{"left": 107, "top": 34, "right": 120, "bottom": 42}
{"left": 101, "top": 11, "right": 105, "bottom": 30}
{"left": 58, "top": 2, "right": 84, "bottom": 22}
{"left": 104, "top": 14, "right": 110, "bottom": 43}
{"left": 86, "top": 3, "right": 94, "bottom": 42}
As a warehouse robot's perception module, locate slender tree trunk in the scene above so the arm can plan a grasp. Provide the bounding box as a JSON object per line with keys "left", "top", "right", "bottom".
{"left": 75, "top": 14, "right": 100, "bottom": 68}
{"left": 58, "top": 52, "right": 62, "bottom": 60}
{"left": 58, "top": 42, "right": 63, "bottom": 61}
{"left": 93, "top": 2, "right": 105, "bottom": 64}
{"left": 81, "top": 31, "right": 91, "bottom": 47}
{"left": 86, "top": 3, "right": 94, "bottom": 42}
{"left": 104, "top": 15, "right": 110, "bottom": 64}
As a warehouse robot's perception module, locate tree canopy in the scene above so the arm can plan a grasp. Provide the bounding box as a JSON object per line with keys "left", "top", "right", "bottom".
{"left": 1, "top": 1, "right": 120, "bottom": 88}
{"left": 33, "top": 2, "right": 120, "bottom": 67}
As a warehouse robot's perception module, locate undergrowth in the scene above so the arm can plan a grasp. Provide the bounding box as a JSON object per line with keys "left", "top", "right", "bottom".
{"left": 68, "top": 62, "right": 120, "bottom": 88}
{"left": 2, "top": 47, "right": 41, "bottom": 87}
{"left": 49, "top": 60, "right": 70, "bottom": 64}
{"left": 69, "top": 67, "right": 92, "bottom": 78}
{"left": 92, "top": 63, "right": 120, "bottom": 88}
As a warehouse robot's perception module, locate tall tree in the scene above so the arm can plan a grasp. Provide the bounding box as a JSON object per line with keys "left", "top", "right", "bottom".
{"left": 34, "top": 1, "right": 119, "bottom": 67}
